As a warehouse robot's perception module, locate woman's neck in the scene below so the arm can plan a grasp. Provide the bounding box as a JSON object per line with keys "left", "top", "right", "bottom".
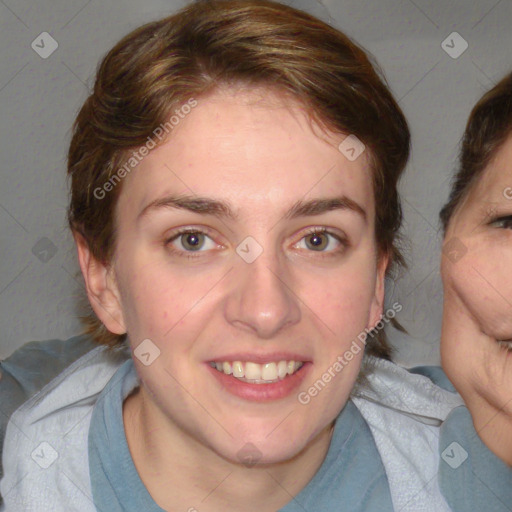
{"left": 122, "top": 386, "right": 336, "bottom": 512}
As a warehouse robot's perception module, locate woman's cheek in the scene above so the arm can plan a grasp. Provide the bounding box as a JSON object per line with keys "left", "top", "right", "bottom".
{"left": 455, "top": 256, "right": 512, "bottom": 339}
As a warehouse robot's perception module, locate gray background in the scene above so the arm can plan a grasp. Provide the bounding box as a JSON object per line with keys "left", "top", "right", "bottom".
{"left": 0, "top": 0, "right": 510, "bottom": 365}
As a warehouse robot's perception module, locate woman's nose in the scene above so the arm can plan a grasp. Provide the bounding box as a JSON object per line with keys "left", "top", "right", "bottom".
{"left": 223, "top": 244, "right": 302, "bottom": 339}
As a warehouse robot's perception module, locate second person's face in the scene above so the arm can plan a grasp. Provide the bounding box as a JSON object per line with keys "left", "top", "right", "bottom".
{"left": 441, "top": 134, "right": 512, "bottom": 416}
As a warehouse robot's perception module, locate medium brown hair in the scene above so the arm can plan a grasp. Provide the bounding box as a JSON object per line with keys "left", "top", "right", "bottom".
{"left": 440, "top": 72, "right": 512, "bottom": 231}
{"left": 67, "top": 0, "right": 410, "bottom": 356}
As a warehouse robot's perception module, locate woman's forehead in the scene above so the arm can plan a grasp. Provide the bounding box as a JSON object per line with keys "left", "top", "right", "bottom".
{"left": 468, "top": 136, "right": 512, "bottom": 202}
{"left": 118, "top": 90, "right": 375, "bottom": 221}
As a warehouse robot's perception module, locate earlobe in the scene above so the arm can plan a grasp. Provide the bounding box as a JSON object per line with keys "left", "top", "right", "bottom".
{"left": 74, "top": 232, "right": 126, "bottom": 335}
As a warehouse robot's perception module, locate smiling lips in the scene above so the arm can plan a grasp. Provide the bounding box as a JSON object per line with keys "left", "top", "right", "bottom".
{"left": 209, "top": 360, "right": 304, "bottom": 383}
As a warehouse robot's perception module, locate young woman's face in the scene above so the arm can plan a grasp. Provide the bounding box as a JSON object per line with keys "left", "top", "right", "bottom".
{"left": 441, "top": 134, "right": 512, "bottom": 414}
{"left": 106, "top": 87, "right": 385, "bottom": 465}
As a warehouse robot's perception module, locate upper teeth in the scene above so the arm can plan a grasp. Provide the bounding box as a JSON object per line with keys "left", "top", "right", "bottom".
{"left": 211, "top": 360, "right": 303, "bottom": 382}
{"left": 497, "top": 340, "right": 512, "bottom": 350}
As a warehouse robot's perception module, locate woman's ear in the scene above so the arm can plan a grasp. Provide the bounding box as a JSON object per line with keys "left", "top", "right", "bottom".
{"left": 74, "top": 232, "right": 127, "bottom": 335}
{"left": 367, "top": 252, "right": 389, "bottom": 330}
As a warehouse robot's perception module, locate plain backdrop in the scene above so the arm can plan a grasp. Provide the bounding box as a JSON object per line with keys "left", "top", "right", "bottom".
{"left": 1, "top": 0, "right": 511, "bottom": 365}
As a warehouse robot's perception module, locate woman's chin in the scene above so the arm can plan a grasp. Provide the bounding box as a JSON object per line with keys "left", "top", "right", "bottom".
{"left": 205, "top": 421, "right": 325, "bottom": 468}
{"left": 470, "top": 340, "right": 512, "bottom": 415}
{"left": 213, "top": 438, "right": 305, "bottom": 468}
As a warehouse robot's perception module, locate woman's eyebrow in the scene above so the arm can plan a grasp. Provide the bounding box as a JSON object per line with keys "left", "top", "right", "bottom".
{"left": 137, "top": 194, "right": 367, "bottom": 223}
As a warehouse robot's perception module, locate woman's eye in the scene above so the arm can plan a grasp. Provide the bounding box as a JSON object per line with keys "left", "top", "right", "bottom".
{"left": 165, "top": 229, "right": 217, "bottom": 255}
{"left": 490, "top": 215, "right": 512, "bottom": 230}
{"left": 164, "top": 227, "right": 347, "bottom": 260}
{"left": 295, "top": 229, "right": 346, "bottom": 254}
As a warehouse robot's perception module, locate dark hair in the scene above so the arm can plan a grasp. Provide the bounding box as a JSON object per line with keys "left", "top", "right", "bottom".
{"left": 67, "top": 0, "right": 410, "bottom": 357}
{"left": 440, "top": 72, "right": 512, "bottom": 231}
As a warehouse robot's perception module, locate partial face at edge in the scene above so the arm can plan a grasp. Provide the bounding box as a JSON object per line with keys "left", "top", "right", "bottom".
{"left": 441, "top": 134, "right": 512, "bottom": 410}
{"left": 95, "top": 87, "right": 386, "bottom": 465}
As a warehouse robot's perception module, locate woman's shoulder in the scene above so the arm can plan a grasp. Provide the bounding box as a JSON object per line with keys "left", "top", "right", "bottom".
{"left": 0, "top": 334, "right": 105, "bottom": 449}
{"left": 0, "top": 336, "right": 130, "bottom": 509}
{"left": 439, "top": 405, "right": 512, "bottom": 512}
{"left": 408, "top": 365, "right": 457, "bottom": 393}
{"left": 351, "top": 356, "right": 464, "bottom": 512}
{"left": 0, "top": 334, "right": 98, "bottom": 396}
{"left": 355, "top": 356, "right": 463, "bottom": 420}
{"left": 2, "top": 336, "right": 130, "bottom": 425}
{"left": 0, "top": 335, "right": 98, "bottom": 491}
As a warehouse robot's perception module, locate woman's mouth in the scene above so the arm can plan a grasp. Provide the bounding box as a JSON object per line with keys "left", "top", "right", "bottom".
{"left": 209, "top": 360, "right": 304, "bottom": 383}
{"left": 207, "top": 359, "right": 310, "bottom": 401}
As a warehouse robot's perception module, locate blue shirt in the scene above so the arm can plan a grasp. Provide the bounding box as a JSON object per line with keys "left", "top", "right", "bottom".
{"left": 88, "top": 358, "right": 395, "bottom": 511}
{"left": 439, "top": 406, "right": 512, "bottom": 512}
{"left": 411, "top": 365, "right": 512, "bottom": 512}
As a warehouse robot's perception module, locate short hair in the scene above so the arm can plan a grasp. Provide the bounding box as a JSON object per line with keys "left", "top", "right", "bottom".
{"left": 440, "top": 71, "right": 512, "bottom": 231}
{"left": 67, "top": 0, "right": 410, "bottom": 356}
